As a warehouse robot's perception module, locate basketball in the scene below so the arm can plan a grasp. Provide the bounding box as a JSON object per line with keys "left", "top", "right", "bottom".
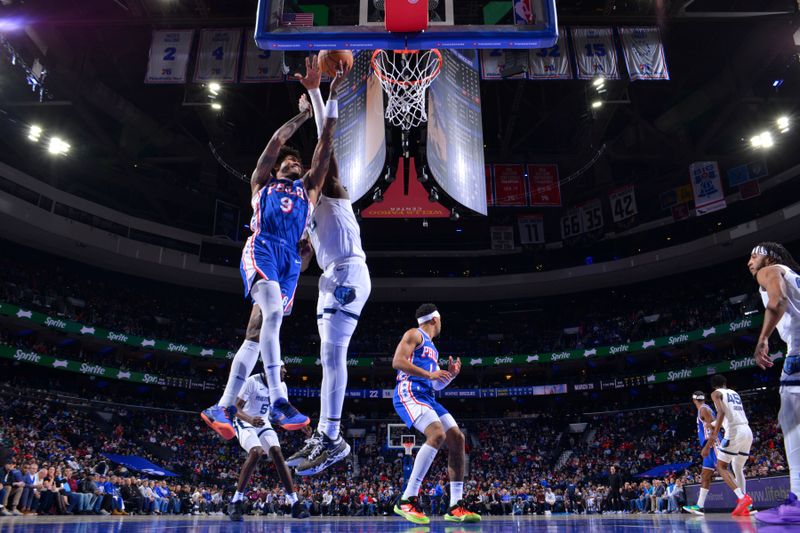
{"left": 318, "top": 50, "right": 353, "bottom": 77}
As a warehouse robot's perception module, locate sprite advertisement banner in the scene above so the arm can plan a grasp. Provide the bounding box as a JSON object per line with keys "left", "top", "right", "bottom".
{"left": 0, "top": 301, "right": 763, "bottom": 367}
{"left": 1, "top": 344, "right": 775, "bottom": 394}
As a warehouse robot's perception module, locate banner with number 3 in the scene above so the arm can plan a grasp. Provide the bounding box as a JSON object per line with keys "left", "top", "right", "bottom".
{"left": 145, "top": 30, "right": 195, "bottom": 84}
{"left": 242, "top": 38, "right": 286, "bottom": 83}
{"left": 194, "top": 29, "right": 243, "bottom": 83}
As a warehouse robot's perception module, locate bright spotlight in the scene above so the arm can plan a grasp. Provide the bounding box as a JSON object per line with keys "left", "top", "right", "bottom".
{"left": 592, "top": 77, "right": 605, "bottom": 87}
{"left": 47, "top": 137, "right": 70, "bottom": 155}
{"left": 591, "top": 100, "right": 603, "bottom": 109}
{"left": 777, "top": 116, "right": 789, "bottom": 132}
{"left": 208, "top": 82, "right": 221, "bottom": 95}
{"left": 211, "top": 102, "right": 222, "bottom": 110}
{"left": 28, "top": 125, "right": 42, "bottom": 142}
{"left": 760, "top": 131, "right": 774, "bottom": 148}
{"left": 750, "top": 134, "right": 763, "bottom": 148}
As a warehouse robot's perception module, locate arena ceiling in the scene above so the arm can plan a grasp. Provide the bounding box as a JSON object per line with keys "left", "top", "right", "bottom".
{"left": 0, "top": 0, "right": 798, "bottom": 257}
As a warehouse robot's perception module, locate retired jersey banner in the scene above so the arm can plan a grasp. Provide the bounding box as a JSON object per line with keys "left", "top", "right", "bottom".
{"left": 580, "top": 199, "right": 604, "bottom": 233}
{"left": 608, "top": 185, "right": 638, "bottom": 222}
{"left": 145, "top": 30, "right": 194, "bottom": 84}
{"left": 518, "top": 215, "right": 545, "bottom": 245}
{"left": 493, "top": 164, "right": 528, "bottom": 206}
{"left": 618, "top": 27, "right": 670, "bottom": 81}
{"left": 571, "top": 27, "right": 619, "bottom": 80}
{"left": 241, "top": 39, "right": 285, "bottom": 82}
{"left": 690, "top": 161, "right": 727, "bottom": 216}
{"left": 194, "top": 28, "right": 243, "bottom": 83}
{"left": 528, "top": 27, "right": 573, "bottom": 80}
{"left": 528, "top": 164, "right": 561, "bottom": 206}
{"left": 480, "top": 50, "right": 527, "bottom": 80}
{"left": 560, "top": 209, "right": 583, "bottom": 239}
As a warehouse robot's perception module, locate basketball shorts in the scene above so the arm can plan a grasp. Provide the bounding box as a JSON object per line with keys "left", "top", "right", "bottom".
{"left": 316, "top": 258, "right": 371, "bottom": 344}
{"left": 234, "top": 418, "right": 280, "bottom": 454}
{"left": 717, "top": 424, "right": 753, "bottom": 462}
{"left": 779, "top": 354, "right": 800, "bottom": 394}
{"left": 702, "top": 444, "right": 718, "bottom": 470}
{"left": 393, "top": 380, "right": 457, "bottom": 434}
{"left": 240, "top": 235, "right": 302, "bottom": 315}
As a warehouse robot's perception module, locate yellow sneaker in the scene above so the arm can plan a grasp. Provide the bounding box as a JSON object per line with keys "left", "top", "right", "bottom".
{"left": 394, "top": 497, "right": 430, "bottom": 525}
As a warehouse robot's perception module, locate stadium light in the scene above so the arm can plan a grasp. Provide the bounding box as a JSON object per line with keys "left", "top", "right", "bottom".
{"left": 428, "top": 187, "right": 439, "bottom": 203}
{"left": 28, "top": 124, "right": 42, "bottom": 142}
{"left": 750, "top": 131, "right": 773, "bottom": 149}
{"left": 208, "top": 82, "right": 221, "bottom": 96}
{"left": 777, "top": 116, "right": 790, "bottom": 133}
{"left": 211, "top": 102, "right": 222, "bottom": 110}
{"left": 47, "top": 136, "right": 70, "bottom": 155}
{"left": 592, "top": 77, "right": 605, "bottom": 88}
{"left": 591, "top": 100, "right": 603, "bottom": 109}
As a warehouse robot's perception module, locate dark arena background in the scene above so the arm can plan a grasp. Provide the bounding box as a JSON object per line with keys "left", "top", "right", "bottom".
{"left": 1, "top": 1, "right": 800, "bottom": 532}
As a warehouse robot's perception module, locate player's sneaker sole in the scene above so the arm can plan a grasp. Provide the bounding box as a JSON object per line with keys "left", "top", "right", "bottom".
{"left": 394, "top": 504, "right": 430, "bottom": 525}
{"left": 200, "top": 409, "right": 235, "bottom": 441}
{"left": 682, "top": 505, "right": 704, "bottom": 515}
{"left": 295, "top": 441, "right": 351, "bottom": 476}
{"left": 444, "top": 511, "right": 481, "bottom": 523}
{"left": 285, "top": 438, "right": 319, "bottom": 468}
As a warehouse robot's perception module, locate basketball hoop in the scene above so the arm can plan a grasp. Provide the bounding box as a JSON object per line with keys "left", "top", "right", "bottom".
{"left": 402, "top": 441, "right": 414, "bottom": 456}
{"left": 371, "top": 49, "right": 443, "bottom": 131}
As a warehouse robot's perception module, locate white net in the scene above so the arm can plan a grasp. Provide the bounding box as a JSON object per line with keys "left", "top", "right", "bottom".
{"left": 372, "top": 49, "right": 442, "bottom": 131}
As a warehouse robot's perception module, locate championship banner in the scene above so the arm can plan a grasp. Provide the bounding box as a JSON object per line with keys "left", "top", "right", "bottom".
{"left": 618, "top": 27, "right": 670, "bottom": 81}
{"left": 492, "top": 164, "right": 527, "bottom": 206}
{"left": 579, "top": 199, "right": 604, "bottom": 233}
{"left": 241, "top": 38, "right": 285, "bottom": 82}
{"left": 145, "top": 30, "right": 194, "bottom": 84}
{"left": 608, "top": 185, "right": 638, "bottom": 222}
{"left": 528, "top": 27, "right": 573, "bottom": 80}
{"left": 0, "top": 301, "right": 763, "bottom": 367}
{"left": 193, "top": 28, "right": 243, "bottom": 83}
{"left": 689, "top": 161, "right": 727, "bottom": 216}
{"left": 528, "top": 164, "right": 562, "bottom": 206}
{"left": 571, "top": 27, "right": 620, "bottom": 80}
{"left": 480, "top": 50, "right": 527, "bottom": 80}
{"left": 518, "top": 214, "right": 545, "bottom": 245}
{"left": 560, "top": 209, "right": 583, "bottom": 239}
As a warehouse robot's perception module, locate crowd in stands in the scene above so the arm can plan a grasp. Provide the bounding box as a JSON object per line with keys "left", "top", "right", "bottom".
{"left": 0, "top": 381, "right": 787, "bottom": 518}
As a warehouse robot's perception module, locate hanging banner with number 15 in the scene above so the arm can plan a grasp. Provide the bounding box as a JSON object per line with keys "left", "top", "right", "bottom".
{"left": 145, "top": 30, "right": 195, "bottom": 84}
{"left": 194, "top": 29, "right": 243, "bottom": 83}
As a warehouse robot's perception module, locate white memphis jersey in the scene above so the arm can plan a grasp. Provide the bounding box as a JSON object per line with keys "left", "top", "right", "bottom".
{"left": 239, "top": 376, "right": 286, "bottom": 419}
{"left": 759, "top": 264, "right": 800, "bottom": 356}
{"left": 308, "top": 194, "right": 366, "bottom": 271}
{"left": 717, "top": 387, "right": 749, "bottom": 434}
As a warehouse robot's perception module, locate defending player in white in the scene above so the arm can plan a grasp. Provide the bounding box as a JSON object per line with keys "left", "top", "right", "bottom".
{"left": 389, "top": 304, "right": 480, "bottom": 524}
{"left": 285, "top": 55, "right": 372, "bottom": 476}
{"left": 748, "top": 241, "right": 800, "bottom": 525}
{"left": 227, "top": 368, "right": 309, "bottom": 521}
{"left": 704, "top": 374, "right": 753, "bottom": 516}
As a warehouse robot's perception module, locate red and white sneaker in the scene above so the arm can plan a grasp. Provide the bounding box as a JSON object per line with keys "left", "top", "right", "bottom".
{"left": 732, "top": 494, "right": 753, "bottom": 516}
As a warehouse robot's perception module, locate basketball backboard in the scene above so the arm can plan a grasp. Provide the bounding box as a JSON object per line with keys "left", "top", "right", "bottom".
{"left": 255, "top": 0, "right": 558, "bottom": 51}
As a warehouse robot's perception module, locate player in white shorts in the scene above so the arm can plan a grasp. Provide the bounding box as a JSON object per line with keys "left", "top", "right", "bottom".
{"left": 227, "top": 369, "right": 309, "bottom": 521}
{"left": 706, "top": 374, "right": 753, "bottom": 516}
{"left": 285, "top": 56, "right": 372, "bottom": 476}
{"left": 748, "top": 242, "right": 800, "bottom": 525}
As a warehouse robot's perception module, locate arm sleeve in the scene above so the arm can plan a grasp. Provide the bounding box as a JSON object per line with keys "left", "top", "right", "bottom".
{"left": 432, "top": 375, "right": 454, "bottom": 391}
{"left": 308, "top": 88, "right": 325, "bottom": 138}
{"left": 239, "top": 378, "right": 253, "bottom": 403}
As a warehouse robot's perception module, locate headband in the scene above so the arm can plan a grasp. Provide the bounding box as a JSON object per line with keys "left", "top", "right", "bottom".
{"left": 417, "top": 311, "right": 440, "bottom": 325}
{"left": 752, "top": 246, "right": 779, "bottom": 260}
{"left": 692, "top": 393, "right": 705, "bottom": 401}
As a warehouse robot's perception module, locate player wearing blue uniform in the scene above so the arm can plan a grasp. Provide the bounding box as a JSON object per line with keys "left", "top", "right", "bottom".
{"left": 683, "top": 391, "right": 718, "bottom": 515}
{"left": 391, "top": 304, "right": 480, "bottom": 525}
{"left": 201, "top": 64, "right": 349, "bottom": 440}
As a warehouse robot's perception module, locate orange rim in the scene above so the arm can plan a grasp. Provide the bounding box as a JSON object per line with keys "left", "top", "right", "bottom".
{"left": 371, "top": 49, "right": 443, "bottom": 87}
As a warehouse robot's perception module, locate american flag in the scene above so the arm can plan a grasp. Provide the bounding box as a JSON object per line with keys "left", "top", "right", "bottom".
{"left": 281, "top": 12, "right": 314, "bottom": 26}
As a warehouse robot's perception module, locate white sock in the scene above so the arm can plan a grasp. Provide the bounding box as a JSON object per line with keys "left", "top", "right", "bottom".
{"left": 286, "top": 492, "right": 298, "bottom": 505}
{"left": 402, "top": 444, "right": 438, "bottom": 500}
{"left": 734, "top": 487, "right": 745, "bottom": 499}
{"left": 232, "top": 491, "right": 245, "bottom": 503}
{"left": 317, "top": 340, "right": 349, "bottom": 439}
{"left": 732, "top": 456, "right": 747, "bottom": 494}
{"left": 250, "top": 281, "right": 287, "bottom": 404}
{"left": 779, "top": 389, "right": 800, "bottom": 495}
{"left": 218, "top": 340, "right": 259, "bottom": 407}
{"left": 450, "top": 482, "right": 464, "bottom": 507}
{"left": 697, "top": 487, "right": 708, "bottom": 508}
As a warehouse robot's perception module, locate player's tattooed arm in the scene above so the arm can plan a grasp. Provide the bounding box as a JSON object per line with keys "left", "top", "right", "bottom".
{"left": 754, "top": 266, "right": 788, "bottom": 368}
{"left": 251, "top": 96, "right": 313, "bottom": 194}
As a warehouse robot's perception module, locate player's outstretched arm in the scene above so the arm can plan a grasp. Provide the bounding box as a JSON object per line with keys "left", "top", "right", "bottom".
{"left": 298, "top": 234, "right": 314, "bottom": 272}
{"left": 754, "top": 266, "right": 789, "bottom": 368}
{"left": 250, "top": 97, "right": 313, "bottom": 195}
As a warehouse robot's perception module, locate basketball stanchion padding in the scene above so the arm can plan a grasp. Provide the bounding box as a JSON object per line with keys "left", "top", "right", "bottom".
{"left": 385, "top": 0, "right": 429, "bottom": 33}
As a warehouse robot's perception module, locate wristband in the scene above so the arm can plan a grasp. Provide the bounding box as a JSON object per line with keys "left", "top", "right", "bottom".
{"left": 325, "top": 98, "right": 338, "bottom": 119}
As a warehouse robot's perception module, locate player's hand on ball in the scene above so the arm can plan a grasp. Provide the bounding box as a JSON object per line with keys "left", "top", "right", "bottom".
{"left": 294, "top": 54, "right": 322, "bottom": 90}
{"left": 298, "top": 94, "right": 312, "bottom": 116}
{"left": 329, "top": 61, "right": 350, "bottom": 96}
{"left": 251, "top": 417, "right": 265, "bottom": 427}
{"left": 754, "top": 338, "right": 773, "bottom": 369}
{"left": 448, "top": 356, "right": 461, "bottom": 376}
{"left": 429, "top": 369, "right": 452, "bottom": 382}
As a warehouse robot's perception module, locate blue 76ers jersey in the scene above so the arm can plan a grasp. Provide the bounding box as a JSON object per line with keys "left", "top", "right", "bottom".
{"left": 697, "top": 404, "right": 717, "bottom": 446}
{"left": 396, "top": 329, "right": 439, "bottom": 393}
{"left": 250, "top": 178, "right": 309, "bottom": 246}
